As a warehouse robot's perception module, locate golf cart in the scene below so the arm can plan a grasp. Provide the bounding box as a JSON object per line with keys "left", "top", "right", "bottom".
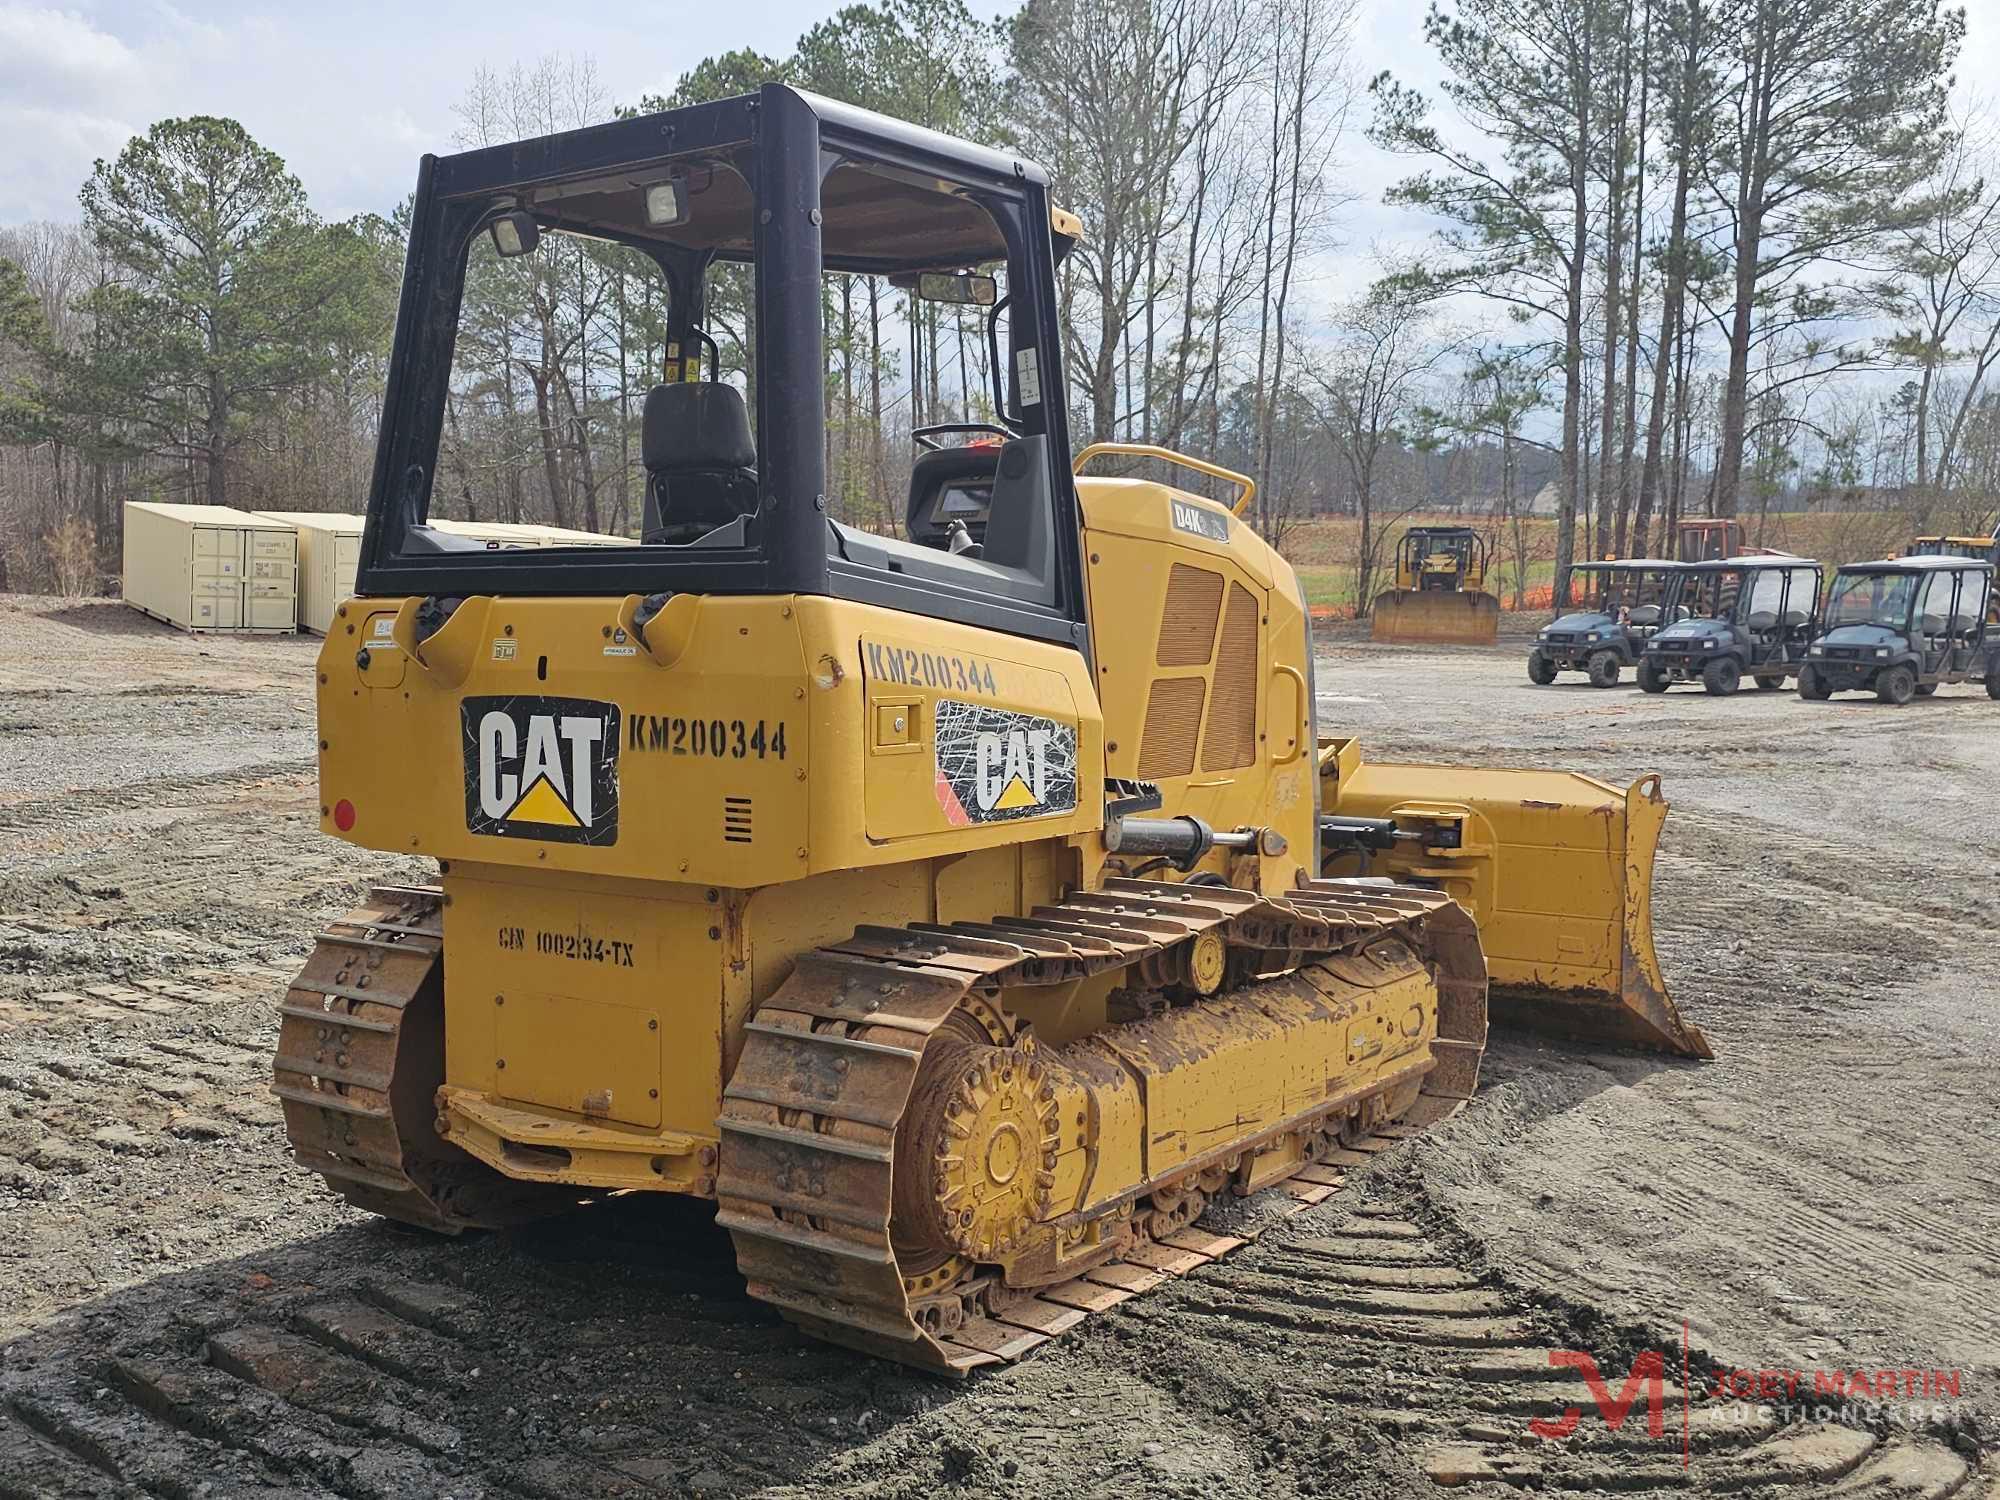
{"left": 1529, "top": 559, "right": 1687, "bottom": 687}
{"left": 1639, "top": 555, "right": 1822, "bottom": 695}
{"left": 1799, "top": 557, "right": 2000, "bottom": 704}
{"left": 1907, "top": 536, "right": 2000, "bottom": 623}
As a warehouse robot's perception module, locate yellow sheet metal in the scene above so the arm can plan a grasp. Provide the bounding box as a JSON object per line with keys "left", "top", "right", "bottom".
{"left": 1369, "top": 589, "right": 1500, "bottom": 647}
{"left": 1319, "top": 739, "right": 1710, "bottom": 1058}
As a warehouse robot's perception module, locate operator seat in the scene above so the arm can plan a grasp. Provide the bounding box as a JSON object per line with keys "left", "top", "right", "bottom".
{"left": 642, "top": 382, "right": 758, "bottom": 544}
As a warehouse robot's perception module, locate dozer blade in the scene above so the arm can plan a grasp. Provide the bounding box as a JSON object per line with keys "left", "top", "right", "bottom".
{"left": 1369, "top": 588, "right": 1500, "bottom": 647}
{"left": 1319, "top": 738, "right": 1711, "bottom": 1059}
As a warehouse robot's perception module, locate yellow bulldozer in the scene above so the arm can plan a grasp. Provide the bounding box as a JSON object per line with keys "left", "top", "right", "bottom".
{"left": 275, "top": 85, "right": 1706, "bottom": 1377}
{"left": 1369, "top": 525, "right": 1500, "bottom": 646}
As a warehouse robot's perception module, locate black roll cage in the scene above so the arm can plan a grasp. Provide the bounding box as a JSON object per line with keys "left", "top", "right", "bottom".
{"left": 354, "top": 84, "right": 1091, "bottom": 654}
{"left": 1667, "top": 559, "right": 1821, "bottom": 630}
{"left": 1557, "top": 561, "right": 1680, "bottom": 615}
{"left": 1398, "top": 527, "right": 1486, "bottom": 577}
{"left": 1826, "top": 562, "right": 1992, "bottom": 640}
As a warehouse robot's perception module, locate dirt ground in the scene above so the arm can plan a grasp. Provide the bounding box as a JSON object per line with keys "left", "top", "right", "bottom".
{"left": 0, "top": 594, "right": 1993, "bottom": 1499}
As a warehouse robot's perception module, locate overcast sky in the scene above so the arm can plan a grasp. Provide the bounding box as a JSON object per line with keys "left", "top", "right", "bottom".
{"left": 3, "top": 0, "right": 1996, "bottom": 308}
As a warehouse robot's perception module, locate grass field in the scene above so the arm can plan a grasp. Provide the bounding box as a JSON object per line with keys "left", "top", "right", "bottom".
{"left": 1282, "top": 508, "right": 1917, "bottom": 615}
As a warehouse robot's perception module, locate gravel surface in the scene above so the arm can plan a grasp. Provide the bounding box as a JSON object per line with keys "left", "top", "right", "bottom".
{"left": 0, "top": 595, "right": 1991, "bottom": 1498}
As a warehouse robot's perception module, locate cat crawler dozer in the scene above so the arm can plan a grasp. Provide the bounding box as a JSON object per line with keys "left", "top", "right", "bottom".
{"left": 1370, "top": 526, "right": 1501, "bottom": 646}
{"left": 275, "top": 85, "right": 1706, "bottom": 1377}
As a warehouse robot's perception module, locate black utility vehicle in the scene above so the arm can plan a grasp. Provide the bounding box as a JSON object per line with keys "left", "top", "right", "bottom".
{"left": 1799, "top": 557, "right": 2000, "bottom": 704}
{"left": 1639, "top": 556, "right": 1822, "bottom": 695}
{"left": 1529, "top": 559, "right": 1686, "bottom": 687}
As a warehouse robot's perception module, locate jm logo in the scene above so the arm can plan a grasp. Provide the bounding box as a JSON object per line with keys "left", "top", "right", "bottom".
{"left": 1527, "top": 1350, "right": 1676, "bottom": 1451}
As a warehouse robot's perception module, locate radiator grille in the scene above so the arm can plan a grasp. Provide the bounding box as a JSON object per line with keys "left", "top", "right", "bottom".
{"left": 1155, "top": 563, "right": 1225, "bottom": 666}
{"left": 724, "top": 796, "right": 753, "bottom": 844}
{"left": 1201, "top": 582, "right": 1260, "bottom": 771}
{"left": 1136, "top": 677, "right": 1206, "bottom": 780}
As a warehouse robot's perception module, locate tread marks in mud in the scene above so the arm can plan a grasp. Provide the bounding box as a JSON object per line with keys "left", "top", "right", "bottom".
{"left": 0, "top": 1191, "right": 1980, "bottom": 1497}
{"left": 1150, "top": 1211, "right": 1979, "bottom": 1498}
{"left": 0, "top": 762, "right": 310, "bottom": 834}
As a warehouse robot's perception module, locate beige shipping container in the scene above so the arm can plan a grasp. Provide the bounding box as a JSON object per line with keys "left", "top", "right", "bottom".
{"left": 254, "top": 511, "right": 367, "bottom": 635}
{"left": 428, "top": 519, "right": 637, "bottom": 548}
{"left": 122, "top": 501, "right": 298, "bottom": 634}
{"left": 430, "top": 519, "right": 543, "bottom": 549}
{"left": 505, "top": 522, "right": 640, "bottom": 548}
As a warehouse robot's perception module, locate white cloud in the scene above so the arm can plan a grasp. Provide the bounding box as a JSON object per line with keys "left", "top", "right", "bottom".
{"left": 0, "top": 5, "right": 141, "bottom": 107}
{"left": 0, "top": 0, "right": 847, "bottom": 223}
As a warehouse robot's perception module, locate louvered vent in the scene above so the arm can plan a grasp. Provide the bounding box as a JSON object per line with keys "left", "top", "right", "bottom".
{"left": 1155, "top": 563, "right": 1225, "bottom": 667}
{"left": 1201, "top": 582, "right": 1260, "bottom": 771}
{"left": 724, "top": 796, "right": 753, "bottom": 844}
{"left": 1137, "top": 677, "right": 1206, "bottom": 779}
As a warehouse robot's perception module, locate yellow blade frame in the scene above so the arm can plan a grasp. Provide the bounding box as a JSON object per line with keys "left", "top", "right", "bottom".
{"left": 1369, "top": 589, "right": 1500, "bottom": 646}
{"left": 1319, "top": 739, "right": 1711, "bottom": 1059}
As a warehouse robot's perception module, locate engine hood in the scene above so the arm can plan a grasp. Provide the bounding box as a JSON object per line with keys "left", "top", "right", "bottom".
{"left": 1816, "top": 623, "right": 1909, "bottom": 652}
{"left": 1543, "top": 611, "right": 1617, "bottom": 635}
{"left": 1650, "top": 619, "right": 1730, "bottom": 647}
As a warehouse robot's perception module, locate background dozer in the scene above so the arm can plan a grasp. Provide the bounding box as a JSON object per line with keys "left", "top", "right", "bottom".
{"left": 276, "top": 84, "right": 1704, "bottom": 1378}
{"left": 1370, "top": 525, "right": 1500, "bottom": 646}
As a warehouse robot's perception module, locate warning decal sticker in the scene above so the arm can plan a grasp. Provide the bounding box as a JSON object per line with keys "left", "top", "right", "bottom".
{"left": 933, "top": 698, "right": 1077, "bottom": 826}
{"left": 462, "top": 695, "right": 620, "bottom": 846}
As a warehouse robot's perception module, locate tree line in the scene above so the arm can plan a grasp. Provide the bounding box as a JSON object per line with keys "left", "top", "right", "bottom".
{"left": 0, "top": 0, "right": 1992, "bottom": 609}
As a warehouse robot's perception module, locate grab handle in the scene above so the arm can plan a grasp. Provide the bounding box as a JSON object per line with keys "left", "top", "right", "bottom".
{"left": 1072, "top": 443, "right": 1257, "bottom": 518}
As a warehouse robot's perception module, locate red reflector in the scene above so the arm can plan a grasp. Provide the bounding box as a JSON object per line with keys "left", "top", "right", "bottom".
{"left": 333, "top": 799, "right": 356, "bottom": 831}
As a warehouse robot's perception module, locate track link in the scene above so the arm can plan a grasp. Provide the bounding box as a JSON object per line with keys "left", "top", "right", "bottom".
{"left": 716, "top": 876, "right": 1487, "bottom": 1375}
{"left": 272, "top": 884, "right": 572, "bottom": 1232}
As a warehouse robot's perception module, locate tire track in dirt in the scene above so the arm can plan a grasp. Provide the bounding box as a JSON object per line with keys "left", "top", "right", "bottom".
{"left": 1414, "top": 781, "right": 2000, "bottom": 1457}
{"left": 0, "top": 762, "right": 311, "bottom": 834}
{"left": 0, "top": 1147, "right": 1977, "bottom": 1499}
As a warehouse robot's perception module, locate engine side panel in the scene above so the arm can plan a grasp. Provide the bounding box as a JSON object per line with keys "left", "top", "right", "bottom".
{"left": 1077, "top": 476, "right": 1315, "bottom": 883}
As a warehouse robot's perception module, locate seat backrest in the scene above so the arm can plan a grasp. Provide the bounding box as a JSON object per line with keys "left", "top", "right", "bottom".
{"left": 641, "top": 383, "right": 757, "bottom": 543}
{"left": 644, "top": 382, "right": 755, "bottom": 474}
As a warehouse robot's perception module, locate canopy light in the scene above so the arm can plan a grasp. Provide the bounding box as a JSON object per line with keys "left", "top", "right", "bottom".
{"left": 645, "top": 177, "right": 689, "bottom": 228}
{"left": 489, "top": 210, "right": 540, "bottom": 258}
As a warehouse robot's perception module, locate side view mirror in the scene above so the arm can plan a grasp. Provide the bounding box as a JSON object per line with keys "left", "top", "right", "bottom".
{"left": 914, "top": 271, "right": 998, "bottom": 307}
{"left": 489, "top": 210, "right": 540, "bottom": 259}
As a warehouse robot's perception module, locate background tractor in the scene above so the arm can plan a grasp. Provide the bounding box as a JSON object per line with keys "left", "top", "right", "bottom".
{"left": 276, "top": 84, "right": 1705, "bottom": 1378}
{"left": 1801, "top": 557, "right": 1999, "bottom": 704}
{"left": 1528, "top": 559, "right": 1686, "bottom": 687}
{"left": 1677, "top": 518, "right": 1743, "bottom": 561}
{"left": 1906, "top": 536, "right": 2000, "bottom": 624}
{"left": 1639, "top": 556, "right": 1821, "bottom": 695}
{"left": 1676, "top": 517, "right": 1789, "bottom": 561}
{"left": 1370, "top": 525, "right": 1500, "bottom": 646}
